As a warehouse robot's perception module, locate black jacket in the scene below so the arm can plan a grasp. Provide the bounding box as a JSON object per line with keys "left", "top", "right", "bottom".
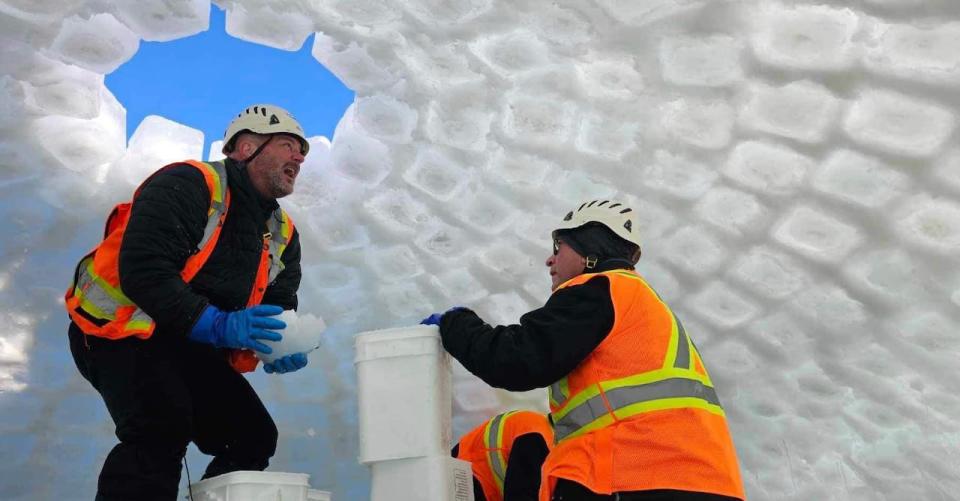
{"left": 118, "top": 158, "right": 301, "bottom": 339}
{"left": 438, "top": 264, "right": 626, "bottom": 391}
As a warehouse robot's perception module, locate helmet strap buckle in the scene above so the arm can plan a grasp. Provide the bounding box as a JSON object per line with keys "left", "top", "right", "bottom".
{"left": 584, "top": 255, "right": 598, "bottom": 269}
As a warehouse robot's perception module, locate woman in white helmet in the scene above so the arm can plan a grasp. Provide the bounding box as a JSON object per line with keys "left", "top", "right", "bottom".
{"left": 423, "top": 200, "right": 745, "bottom": 501}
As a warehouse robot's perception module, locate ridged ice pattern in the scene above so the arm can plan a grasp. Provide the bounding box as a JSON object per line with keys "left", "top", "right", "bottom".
{"left": 1, "top": 1, "right": 960, "bottom": 499}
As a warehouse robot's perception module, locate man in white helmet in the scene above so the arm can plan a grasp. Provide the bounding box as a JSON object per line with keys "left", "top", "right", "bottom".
{"left": 422, "top": 200, "right": 745, "bottom": 501}
{"left": 66, "top": 104, "right": 313, "bottom": 500}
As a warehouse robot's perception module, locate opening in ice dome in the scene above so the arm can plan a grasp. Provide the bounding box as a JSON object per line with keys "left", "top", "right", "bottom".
{"left": 105, "top": 5, "right": 353, "bottom": 161}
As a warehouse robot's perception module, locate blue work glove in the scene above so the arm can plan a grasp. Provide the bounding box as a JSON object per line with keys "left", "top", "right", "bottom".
{"left": 264, "top": 353, "right": 308, "bottom": 374}
{"left": 189, "top": 304, "right": 285, "bottom": 354}
{"left": 420, "top": 306, "right": 466, "bottom": 326}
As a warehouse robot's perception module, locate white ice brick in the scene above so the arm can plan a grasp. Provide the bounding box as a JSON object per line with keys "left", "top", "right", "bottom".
{"left": 512, "top": 213, "right": 554, "bottom": 247}
{"left": 576, "top": 55, "right": 645, "bottom": 101}
{"left": 363, "top": 188, "right": 435, "bottom": 237}
{"left": 895, "top": 310, "right": 959, "bottom": 352}
{"left": 747, "top": 312, "right": 811, "bottom": 364}
{"left": 574, "top": 112, "right": 639, "bottom": 160}
{"left": 728, "top": 246, "right": 809, "bottom": 299}
{"left": 287, "top": 143, "right": 352, "bottom": 210}
{"left": 327, "top": 0, "right": 402, "bottom": 27}
{"left": 430, "top": 269, "right": 489, "bottom": 304}
{"left": 552, "top": 171, "right": 617, "bottom": 202}
{"left": 791, "top": 283, "right": 867, "bottom": 334}
{"left": 864, "top": 21, "right": 960, "bottom": 86}
{"left": 112, "top": 115, "right": 201, "bottom": 185}
{"left": 329, "top": 132, "right": 392, "bottom": 187}
{"left": 861, "top": 0, "right": 923, "bottom": 7}
{"left": 470, "top": 30, "right": 550, "bottom": 78}
{"left": 302, "top": 263, "right": 360, "bottom": 291}
{"left": 643, "top": 150, "right": 718, "bottom": 200}
{"left": 47, "top": 13, "right": 139, "bottom": 74}
{"left": 812, "top": 149, "right": 910, "bottom": 208}
{"left": 113, "top": 0, "right": 208, "bottom": 42}
{"left": 659, "top": 35, "right": 743, "bottom": 87}
{"left": 403, "top": 147, "right": 469, "bottom": 201}
{"left": 660, "top": 98, "right": 735, "bottom": 150}
{"left": 501, "top": 95, "right": 576, "bottom": 148}
{"left": 843, "top": 248, "right": 920, "bottom": 302}
{"left": 396, "top": 36, "right": 485, "bottom": 93}
{"left": 401, "top": 0, "right": 492, "bottom": 27}
{"left": 693, "top": 186, "right": 765, "bottom": 236}
{"left": 354, "top": 94, "right": 418, "bottom": 144}
{"left": 225, "top": 3, "right": 314, "bottom": 51}
{"left": 635, "top": 262, "right": 680, "bottom": 303}
{"left": 526, "top": 4, "right": 592, "bottom": 48}
{"left": 707, "top": 341, "right": 760, "bottom": 378}
{"left": 773, "top": 206, "right": 862, "bottom": 263}
{"left": 307, "top": 213, "right": 370, "bottom": 251}
{"left": 367, "top": 245, "right": 424, "bottom": 283}
{"left": 739, "top": 80, "right": 840, "bottom": 144}
{"left": 0, "top": 0, "right": 84, "bottom": 22}
{"left": 22, "top": 67, "right": 102, "bottom": 119}
{"left": 932, "top": 149, "right": 960, "bottom": 193}
{"left": 478, "top": 243, "right": 540, "bottom": 279}
{"left": 661, "top": 225, "right": 728, "bottom": 276}
{"left": 843, "top": 89, "right": 955, "bottom": 158}
{"left": 426, "top": 100, "right": 493, "bottom": 152}
{"left": 454, "top": 192, "right": 516, "bottom": 235}
{"left": 312, "top": 34, "right": 397, "bottom": 93}
{"left": 621, "top": 197, "right": 676, "bottom": 241}
{"left": 413, "top": 222, "right": 471, "bottom": 260}
{"left": 723, "top": 140, "right": 814, "bottom": 196}
{"left": 472, "top": 291, "right": 531, "bottom": 326}
{"left": 0, "top": 76, "right": 26, "bottom": 129}
{"left": 594, "top": 0, "right": 708, "bottom": 28}
{"left": 687, "top": 281, "right": 759, "bottom": 329}
{"left": 751, "top": 4, "right": 860, "bottom": 71}
{"left": 378, "top": 281, "right": 432, "bottom": 317}
{"left": 895, "top": 195, "right": 960, "bottom": 255}
{"left": 485, "top": 148, "right": 552, "bottom": 192}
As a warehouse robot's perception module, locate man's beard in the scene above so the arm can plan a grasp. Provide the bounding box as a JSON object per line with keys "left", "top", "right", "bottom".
{"left": 267, "top": 170, "right": 294, "bottom": 198}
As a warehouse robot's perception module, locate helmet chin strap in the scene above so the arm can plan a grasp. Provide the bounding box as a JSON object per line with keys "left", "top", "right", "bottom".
{"left": 241, "top": 135, "right": 274, "bottom": 164}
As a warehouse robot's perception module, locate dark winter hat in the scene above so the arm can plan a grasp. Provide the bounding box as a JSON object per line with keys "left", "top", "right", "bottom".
{"left": 554, "top": 223, "right": 639, "bottom": 270}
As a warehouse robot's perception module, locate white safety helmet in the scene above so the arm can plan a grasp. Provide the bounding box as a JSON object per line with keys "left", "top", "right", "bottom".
{"left": 554, "top": 199, "right": 642, "bottom": 251}
{"left": 222, "top": 104, "right": 309, "bottom": 155}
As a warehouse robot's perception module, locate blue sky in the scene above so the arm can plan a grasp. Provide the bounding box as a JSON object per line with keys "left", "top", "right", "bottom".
{"left": 106, "top": 5, "right": 354, "bottom": 159}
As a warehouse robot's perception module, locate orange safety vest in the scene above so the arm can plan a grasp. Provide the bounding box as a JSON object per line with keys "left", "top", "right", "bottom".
{"left": 456, "top": 410, "right": 554, "bottom": 501}
{"left": 540, "top": 270, "right": 744, "bottom": 501}
{"left": 64, "top": 160, "right": 296, "bottom": 373}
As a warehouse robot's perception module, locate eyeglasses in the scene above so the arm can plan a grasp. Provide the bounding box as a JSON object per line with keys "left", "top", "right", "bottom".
{"left": 552, "top": 237, "right": 561, "bottom": 255}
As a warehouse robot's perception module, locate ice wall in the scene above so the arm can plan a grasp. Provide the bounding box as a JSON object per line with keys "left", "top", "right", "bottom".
{"left": 1, "top": 1, "right": 959, "bottom": 500}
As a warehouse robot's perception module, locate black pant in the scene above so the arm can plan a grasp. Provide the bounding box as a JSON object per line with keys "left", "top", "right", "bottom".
{"left": 552, "top": 479, "right": 743, "bottom": 501}
{"left": 69, "top": 322, "right": 278, "bottom": 501}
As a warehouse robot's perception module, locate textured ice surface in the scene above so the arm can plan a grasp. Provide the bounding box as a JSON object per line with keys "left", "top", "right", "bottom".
{"left": 2, "top": 1, "right": 960, "bottom": 500}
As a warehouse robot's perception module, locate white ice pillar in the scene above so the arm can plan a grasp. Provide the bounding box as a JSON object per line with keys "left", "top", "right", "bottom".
{"left": 355, "top": 325, "right": 474, "bottom": 501}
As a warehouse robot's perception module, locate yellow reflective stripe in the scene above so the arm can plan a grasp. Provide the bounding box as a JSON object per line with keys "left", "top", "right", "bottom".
{"left": 562, "top": 396, "right": 726, "bottom": 442}
{"left": 196, "top": 161, "right": 224, "bottom": 205}
{"left": 82, "top": 261, "right": 134, "bottom": 306}
{"left": 483, "top": 411, "right": 513, "bottom": 494}
{"left": 549, "top": 377, "right": 570, "bottom": 408}
{"left": 125, "top": 318, "right": 153, "bottom": 331}
{"left": 551, "top": 364, "right": 715, "bottom": 424}
{"left": 74, "top": 287, "right": 115, "bottom": 320}
{"left": 551, "top": 380, "right": 602, "bottom": 423}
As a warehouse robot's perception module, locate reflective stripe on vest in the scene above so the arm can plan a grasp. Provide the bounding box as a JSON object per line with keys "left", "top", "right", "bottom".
{"left": 548, "top": 271, "right": 723, "bottom": 442}
{"left": 482, "top": 410, "right": 517, "bottom": 494}
{"left": 67, "top": 161, "right": 230, "bottom": 339}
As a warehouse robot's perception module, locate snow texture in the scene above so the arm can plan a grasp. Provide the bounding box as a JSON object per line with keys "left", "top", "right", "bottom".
{"left": 1, "top": 1, "right": 960, "bottom": 500}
